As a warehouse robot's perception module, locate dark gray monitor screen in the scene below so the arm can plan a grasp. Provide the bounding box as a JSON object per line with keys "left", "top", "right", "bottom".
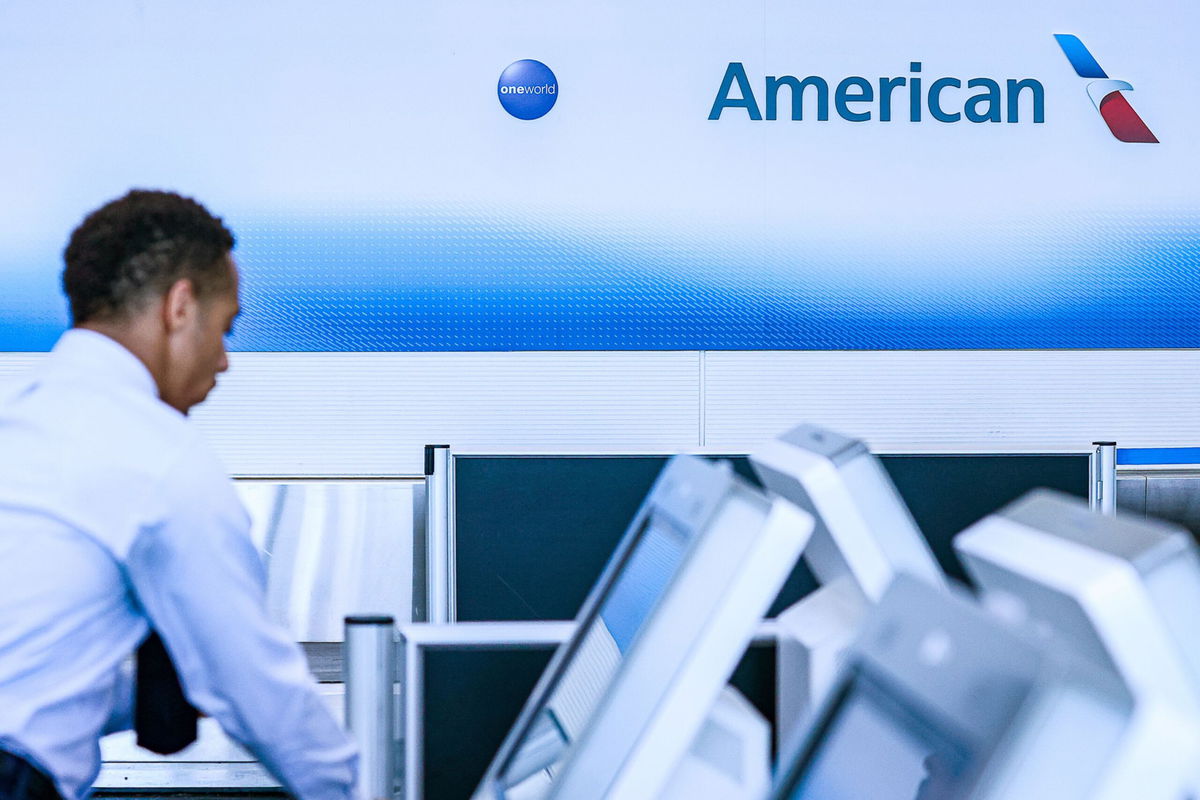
{"left": 495, "top": 513, "right": 690, "bottom": 798}
{"left": 783, "top": 676, "right": 972, "bottom": 800}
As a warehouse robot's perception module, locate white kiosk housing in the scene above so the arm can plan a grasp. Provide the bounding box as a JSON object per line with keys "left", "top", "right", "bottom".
{"left": 956, "top": 489, "right": 1200, "bottom": 714}
{"left": 749, "top": 424, "right": 946, "bottom": 740}
{"left": 955, "top": 489, "right": 1200, "bottom": 791}
{"left": 471, "top": 454, "right": 813, "bottom": 800}
{"left": 767, "top": 575, "right": 1199, "bottom": 800}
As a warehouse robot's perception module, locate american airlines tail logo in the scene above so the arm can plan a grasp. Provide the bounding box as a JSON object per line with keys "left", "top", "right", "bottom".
{"left": 1054, "top": 34, "right": 1158, "bottom": 143}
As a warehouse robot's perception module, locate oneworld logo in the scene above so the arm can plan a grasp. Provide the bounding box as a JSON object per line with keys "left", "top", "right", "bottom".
{"left": 498, "top": 59, "right": 558, "bottom": 120}
{"left": 1053, "top": 34, "right": 1158, "bottom": 143}
{"left": 708, "top": 62, "right": 1045, "bottom": 124}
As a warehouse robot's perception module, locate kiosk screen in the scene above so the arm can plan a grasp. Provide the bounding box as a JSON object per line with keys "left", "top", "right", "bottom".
{"left": 785, "top": 676, "right": 972, "bottom": 800}
{"left": 496, "top": 514, "right": 690, "bottom": 797}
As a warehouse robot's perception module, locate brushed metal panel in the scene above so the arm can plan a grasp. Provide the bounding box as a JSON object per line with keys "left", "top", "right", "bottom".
{"left": 236, "top": 480, "right": 416, "bottom": 641}
{"left": 413, "top": 482, "right": 429, "bottom": 623}
{"left": 1145, "top": 476, "right": 1200, "bottom": 538}
{"left": 1116, "top": 476, "right": 1148, "bottom": 517}
{"left": 302, "top": 642, "right": 344, "bottom": 683}
{"left": 704, "top": 351, "right": 1200, "bottom": 452}
{"left": 96, "top": 687, "right": 345, "bottom": 785}
{"left": 191, "top": 352, "right": 701, "bottom": 476}
{"left": 94, "top": 761, "right": 278, "bottom": 789}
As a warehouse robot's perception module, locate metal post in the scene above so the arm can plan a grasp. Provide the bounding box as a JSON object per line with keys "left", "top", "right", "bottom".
{"left": 1090, "top": 441, "right": 1117, "bottom": 516}
{"left": 345, "top": 616, "right": 396, "bottom": 800}
{"left": 424, "top": 445, "right": 451, "bottom": 624}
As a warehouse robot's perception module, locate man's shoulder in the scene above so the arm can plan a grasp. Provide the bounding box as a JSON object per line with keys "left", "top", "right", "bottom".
{"left": 98, "top": 389, "right": 234, "bottom": 500}
{"left": 2, "top": 363, "right": 223, "bottom": 489}
{"left": 0, "top": 368, "right": 234, "bottom": 559}
{"left": 81, "top": 381, "right": 204, "bottom": 468}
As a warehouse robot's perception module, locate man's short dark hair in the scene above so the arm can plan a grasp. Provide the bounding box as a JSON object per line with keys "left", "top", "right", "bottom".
{"left": 63, "top": 190, "right": 236, "bottom": 324}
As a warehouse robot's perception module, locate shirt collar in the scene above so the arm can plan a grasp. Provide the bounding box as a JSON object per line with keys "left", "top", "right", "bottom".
{"left": 49, "top": 328, "right": 161, "bottom": 400}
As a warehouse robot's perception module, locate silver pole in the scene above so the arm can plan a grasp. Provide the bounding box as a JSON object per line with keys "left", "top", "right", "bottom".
{"left": 425, "top": 445, "right": 451, "bottom": 624}
{"left": 1090, "top": 441, "right": 1117, "bottom": 516}
{"left": 401, "top": 630, "right": 424, "bottom": 800}
{"left": 345, "top": 615, "right": 396, "bottom": 800}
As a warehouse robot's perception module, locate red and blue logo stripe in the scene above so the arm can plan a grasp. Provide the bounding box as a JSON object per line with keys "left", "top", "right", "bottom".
{"left": 1054, "top": 34, "right": 1158, "bottom": 143}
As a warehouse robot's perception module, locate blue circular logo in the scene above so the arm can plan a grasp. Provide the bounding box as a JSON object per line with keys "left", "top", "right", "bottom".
{"left": 497, "top": 60, "right": 558, "bottom": 120}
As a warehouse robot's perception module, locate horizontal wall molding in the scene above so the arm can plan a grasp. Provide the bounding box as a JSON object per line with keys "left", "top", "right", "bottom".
{"left": 3, "top": 350, "right": 1197, "bottom": 475}
{"left": 0, "top": 351, "right": 700, "bottom": 476}
{"left": 704, "top": 350, "right": 1200, "bottom": 453}
{"left": 0, "top": 355, "right": 41, "bottom": 382}
{"left": 200, "top": 352, "right": 701, "bottom": 475}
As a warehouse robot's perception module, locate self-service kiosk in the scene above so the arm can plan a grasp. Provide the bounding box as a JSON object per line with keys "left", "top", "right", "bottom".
{"left": 955, "top": 489, "right": 1200, "bottom": 794}
{"left": 471, "top": 455, "right": 813, "bottom": 800}
{"left": 750, "top": 424, "right": 946, "bottom": 741}
{"left": 767, "top": 575, "right": 1198, "bottom": 800}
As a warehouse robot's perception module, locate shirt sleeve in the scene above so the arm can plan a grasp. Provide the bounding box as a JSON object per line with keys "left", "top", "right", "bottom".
{"left": 124, "top": 443, "right": 360, "bottom": 800}
{"left": 101, "top": 657, "right": 134, "bottom": 735}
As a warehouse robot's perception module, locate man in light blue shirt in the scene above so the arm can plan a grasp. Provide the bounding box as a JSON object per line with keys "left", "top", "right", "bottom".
{"left": 0, "top": 191, "right": 359, "bottom": 799}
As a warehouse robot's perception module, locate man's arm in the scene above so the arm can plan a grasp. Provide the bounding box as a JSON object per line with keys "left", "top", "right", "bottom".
{"left": 124, "top": 447, "right": 359, "bottom": 799}
{"left": 102, "top": 657, "right": 134, "bottom": 735}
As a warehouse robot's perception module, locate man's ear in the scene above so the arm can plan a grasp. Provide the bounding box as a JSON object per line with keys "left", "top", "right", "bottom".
{"left": 161, "top": 278, "right": 198, "bottom": 334}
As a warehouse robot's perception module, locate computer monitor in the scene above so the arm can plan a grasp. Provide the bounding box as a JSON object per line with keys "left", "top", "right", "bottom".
{"left": 768, "top": 575, "right": 1197, "bottom": 800}
{"left": 471, "top": 455, "right": 813, "bottom": 800}
{"left": 750, "top": 424, "right": 946, "bottom": 739}
{"left": 955, "top": 489, "right": 1200, "bottom": 723}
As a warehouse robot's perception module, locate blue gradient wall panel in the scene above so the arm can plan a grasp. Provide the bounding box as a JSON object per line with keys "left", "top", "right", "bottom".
{"left": 0, "top": 1, "right": 1196, "bottom": 351}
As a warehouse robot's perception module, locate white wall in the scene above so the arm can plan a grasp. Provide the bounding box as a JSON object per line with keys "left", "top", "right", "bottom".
{"left": 4, "top": 350, "right": 1197, "bottom": 475}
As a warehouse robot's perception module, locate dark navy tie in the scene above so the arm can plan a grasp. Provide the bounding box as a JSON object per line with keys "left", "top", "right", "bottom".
{"left": 134, "top": 632, "right": 199, "bottom": 754}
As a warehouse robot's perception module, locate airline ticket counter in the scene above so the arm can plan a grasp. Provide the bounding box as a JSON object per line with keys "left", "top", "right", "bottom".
{"left": 98, "top": 428, "right": 1200, "bottom": 800}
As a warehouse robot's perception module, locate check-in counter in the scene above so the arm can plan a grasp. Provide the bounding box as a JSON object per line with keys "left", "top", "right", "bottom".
{"left": 95, "top": 480, "right": 416, "bottom": 794}
{"left": 97, "top": 681, "right": 345, "bottom": 791}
